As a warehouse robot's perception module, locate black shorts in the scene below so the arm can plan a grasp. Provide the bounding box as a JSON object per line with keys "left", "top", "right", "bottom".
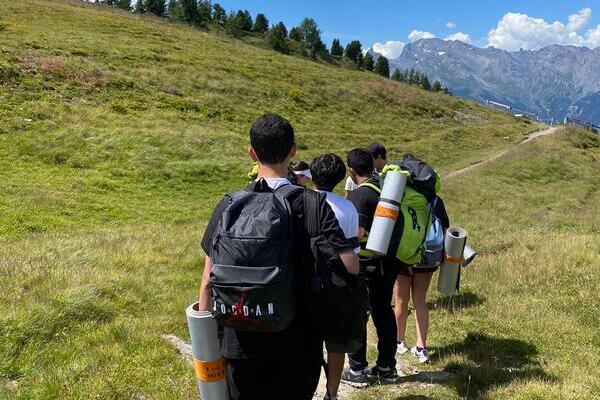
{"left": 226, "top": 356, "right": 321, "bottom": 400}
{"left": 397, "top": 265, "right": 439, "bottom": 277}
{"left": 325, "top": 340, "right": 362, "bottom": 353}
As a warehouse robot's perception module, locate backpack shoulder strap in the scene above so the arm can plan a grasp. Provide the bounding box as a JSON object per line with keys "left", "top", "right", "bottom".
{"left": 358, "top": 182, "right": 382, "bottom": 194}
{"left": 303, "top": 189, "right": 321, "bottom": 237}
{"left": 273, "top": 184, "right": 303, "bottom": 213}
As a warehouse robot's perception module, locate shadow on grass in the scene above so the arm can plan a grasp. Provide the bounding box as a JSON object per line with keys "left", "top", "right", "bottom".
{"left": 427, "top": 291, "right": 485, "bottom": 313}
{"left": 432, "top": 332, "right": 558, "bottom": 398}
{"left": 392, "top": 396, "right": 431, "bottom": 400}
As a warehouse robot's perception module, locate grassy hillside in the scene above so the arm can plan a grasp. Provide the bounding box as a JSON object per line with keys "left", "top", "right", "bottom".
{"left": 0, "top": 0, "right": 537, "bottom": 239}
{"left": 3, "top": 1, "right": 598, "bottom": 400}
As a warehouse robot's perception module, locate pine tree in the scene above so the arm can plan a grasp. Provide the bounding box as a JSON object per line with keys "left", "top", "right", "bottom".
{"left": 253, "top": 13, "right": 269, "bottom": 33}
{"left": 344, "top": 40, "right": 362, "bottom": 64}
{"left": 180, "top": 0, "right": 199, "bottom": 24}
{"left": 420, "top": 74, "right": 431, "bottom": 90}
{"left": 412, "top": 70, "right": 421, "bottom": 85}
{"left": 167, "top": 0, "right": 184, "bottom": 20}
{"left": 267, "top": 22, "right": 288, "bottom": 53}
{"left": 241, "top": 10, "right": 253, "bottom": 30}
{"left": 115, "top": 0, "right": 131, "bottom": 10}
{"left": 212, "top": 3, "right": 226, "bottom": 23}
{"left": 330, "top": 39, "right": 343, "bottom": 56}
{"left": 288, "top": 27, "right": 302, "bottom": 41}
{"left": 134, "top": 0, "right": 147, "bottom": 13}
{"left": 197, "top": 0, "right": 212, "bottom": 25}
{"left": 432, "top": 80, "right": 442, "bottom": 92}
{"left": 391, "top": 68, "right": 401, "bottom": 81}
{"left": 363, "top": 52, "right": 374, "bottom": 71}
{"left": 374, "top": 55, "right": 390, "bottom": 78}
{"left": 145, "top": 0, "right": 166, "bottom": 15}
{"left": 298, "top": 18, "right": 326, "bottom": 55}
{"left": 407, "top": 69, "right": 415, "bottom": 84}
{"left": 226, "top": 11, "right": 250, "bottom": 36}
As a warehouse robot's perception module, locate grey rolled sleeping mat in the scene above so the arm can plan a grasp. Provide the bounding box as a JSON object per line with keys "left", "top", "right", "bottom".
{"left": 437, "top": 227, "right": 467, "bottom": 296}
{"left": 461, "top": 245, "right": 477, "bottom": 268}
{"left": 366, "top": 170, "right": 408, "bottom": 255}
{"left": 186, "top": 302, "right": 229, "bottom": 400}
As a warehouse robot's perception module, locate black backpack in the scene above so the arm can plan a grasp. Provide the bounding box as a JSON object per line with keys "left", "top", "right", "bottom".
{"left": 209, "top": 182, "right": 301, "bottom": 332}
{"left": 395, "top": 154, "right": 439, "bottom": 201}
{"left": 303, "top": 190, "right": 369, "bottom": 345}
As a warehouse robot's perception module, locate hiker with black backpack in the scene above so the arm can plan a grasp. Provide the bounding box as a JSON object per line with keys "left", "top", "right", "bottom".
{"left": 341, "top": 149, "right": 401, "bottom": 387}
{"left": 197, "top": 114, "right": 360, "bottom": 400}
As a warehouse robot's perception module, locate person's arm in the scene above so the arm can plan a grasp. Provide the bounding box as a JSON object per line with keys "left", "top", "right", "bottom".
{"left": 198, "top": 256, "right": 213, "bottom": 310}
{"left": 339, "top": 249, "right": 359, "bottom": 275}
{"left": 357, "top": 227, "right": 366, "bottom": 240}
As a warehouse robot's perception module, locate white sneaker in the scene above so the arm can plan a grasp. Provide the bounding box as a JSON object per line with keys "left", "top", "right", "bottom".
{"left": 410, "top": 346, "right": 430, "bottom": 363}
{"left": 396, "top": 341, "right": 409, "bottom": 354}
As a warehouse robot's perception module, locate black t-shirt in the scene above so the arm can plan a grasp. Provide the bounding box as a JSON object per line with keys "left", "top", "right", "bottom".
{"left": 347, "top": 177, "right": 381, "bottom": 232}
{"left": 201, "top": 180, "right": 352, "bottom": 360}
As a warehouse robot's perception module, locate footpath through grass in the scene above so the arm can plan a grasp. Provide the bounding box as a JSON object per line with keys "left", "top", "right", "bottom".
{"left": 3, "top": 1, "right": 598, "bottom": 399}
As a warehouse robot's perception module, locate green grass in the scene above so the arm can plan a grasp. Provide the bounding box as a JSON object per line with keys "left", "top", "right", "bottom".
{"left": 353, "top": 129, "right": 600, "bottom": 400}
{"left": 2, "top": 1, "right": 597, "bottom": 399}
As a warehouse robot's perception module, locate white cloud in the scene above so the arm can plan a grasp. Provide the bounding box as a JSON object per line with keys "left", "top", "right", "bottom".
{"left": 372, "top": 40, "right": 406, "bottom": 59}
{"left": 408, "top": 29, "right": 436, "bottom": 42}
{"left": 586, "top": 25, "right": 600, "bottom": 48}
{"left": 488, "top": 8, "right": 600, "bottom": 50}
{"left": 567, "top": 7, "right": 591, "bottom": 31}
{"left": 446, "top": 21, "right": 457, "bottom": 29}
{"left": 445, "top": 32, "right": 471, "bottom": 43}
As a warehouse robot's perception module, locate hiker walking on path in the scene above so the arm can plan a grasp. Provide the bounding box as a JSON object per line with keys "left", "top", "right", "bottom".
{"left": 197, "top": 114, "right": 359, "bottom": 400}
{"left": 394, "top": 196, "right": 450, "bottom": 363}
{"left": 310, "top": 153, "right": 362, "bottom": 400}
{"left": 341, "top": 149, "right": 400, "bottom": 387}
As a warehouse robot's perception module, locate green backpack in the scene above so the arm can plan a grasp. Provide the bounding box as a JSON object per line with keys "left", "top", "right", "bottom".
{"left": 382, "top": 156, "right": 441, "bottom": 265}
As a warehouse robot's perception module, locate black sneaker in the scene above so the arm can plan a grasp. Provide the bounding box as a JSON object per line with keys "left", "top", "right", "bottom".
{"left": 364, "top": 365, "right": 399, "bottom": 383}
{"left": 340, "top": 367, "right": 368, "bottom": 388}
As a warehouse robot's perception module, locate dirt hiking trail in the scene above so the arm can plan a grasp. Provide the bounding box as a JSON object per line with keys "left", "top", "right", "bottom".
{"left": 444, "top": 126, "right": 560, "bottom": 179}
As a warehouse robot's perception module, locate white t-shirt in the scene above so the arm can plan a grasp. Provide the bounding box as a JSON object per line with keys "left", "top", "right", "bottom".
{"left": 259, "top": 177, "right": 292, "bottom": 190}
{"left": 345, "top": 176, "right": 358, "bottom": 192}
{"left": 318, "top": 190, "right": 361, "bottom": 254}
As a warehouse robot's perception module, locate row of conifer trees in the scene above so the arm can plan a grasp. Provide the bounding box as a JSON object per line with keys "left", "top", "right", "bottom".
{"left": 94, "top": 0, "right": 449, "bottom": 93}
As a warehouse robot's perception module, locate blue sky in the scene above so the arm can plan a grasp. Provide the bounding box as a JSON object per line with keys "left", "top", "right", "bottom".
{"left": 215, "top": 1, "right": 600, "bottom": 57}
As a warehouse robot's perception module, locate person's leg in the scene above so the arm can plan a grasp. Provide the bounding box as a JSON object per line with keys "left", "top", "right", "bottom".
{"left": 227, "top": 358, "right": 279, "bottom": 400}
{"left": 347, "top": 323, "right": 368, "bottom": 371}
{"left": 394, "top": 273, "right": 412, "bottom": 343}
{"left": 370, "top": 262, "right": 399, "bottom": 369}
{"left": 411, "top": 272, "right": 434, "bottom": 348}
{"left": 326, "top": 352, "right": 345, "bottom": 398}
{"left": 300, "top": 356, "right": 322, "bottom": 400}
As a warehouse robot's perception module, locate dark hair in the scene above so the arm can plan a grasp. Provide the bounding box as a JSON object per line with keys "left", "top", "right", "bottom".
{"left": 250, "top": 114, "right": 295, "bottom": 164}
{"left": 366, "top": 142, "right": 387, "bottom": 160}
{"left": 291, "top": 160, "right": 310, "bottom": 172}
{"left": 310, "top": 153, "right": 346, "bottom": 192}
{"left": 347, "top": 148, "right": 374, "bottom": 176}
